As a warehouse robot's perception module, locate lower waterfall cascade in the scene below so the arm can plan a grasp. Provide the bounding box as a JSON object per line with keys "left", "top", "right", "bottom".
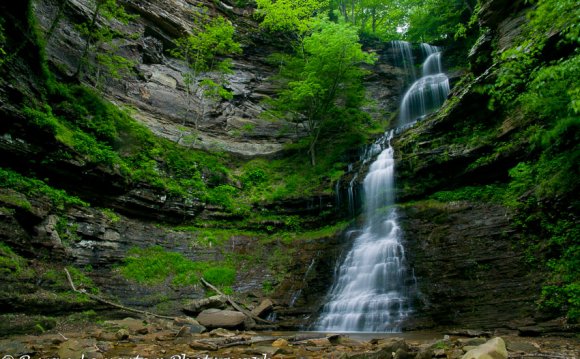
{"left": 315, "top": 43, "right": 450, "bottom": 332}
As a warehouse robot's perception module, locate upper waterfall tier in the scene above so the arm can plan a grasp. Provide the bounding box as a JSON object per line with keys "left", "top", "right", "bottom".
{"left": 399, "top": 44, "right": 450, "bottom": 127}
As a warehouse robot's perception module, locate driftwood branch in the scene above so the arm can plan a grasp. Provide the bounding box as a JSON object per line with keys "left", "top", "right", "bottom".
{"left": 64, "top": 268, "right": 175, "bottom": 320}
{"left": 200, "top": 277, "right": 273, "bottom": 325}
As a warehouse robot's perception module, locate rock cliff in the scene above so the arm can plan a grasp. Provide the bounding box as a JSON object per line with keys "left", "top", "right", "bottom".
{"left": 0, "top": 0, "right": 574, "bottom": 336}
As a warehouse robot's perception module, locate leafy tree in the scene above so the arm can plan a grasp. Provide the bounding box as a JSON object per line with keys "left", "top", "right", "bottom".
{"left": 74, "top": 0, "right": 137, "bottom": 89}
{"left": 402, "top": 0, "right": 476, "bottom": 42}
{"left": 0, "top": 18, "right": 6, "bottom": 67}
{"left": 486, "top": 0, "right": 579, "bottom": 321}
{"left": 325, "top": 0, "right": 476, "bottom": 42}
{"left": 329, "top": 0, "right": 405, "bottom": 38}
{"left": 269, "top": 19, "right": 375, "bottom": 165}
{"left": 255, "top": 0, "right": 328, "bottom": 34}
{"left": 169, "top": 15, "right": 241, "bottom": 145}
{"left": 255, "top": 0, "right": 329, "bottom": 55}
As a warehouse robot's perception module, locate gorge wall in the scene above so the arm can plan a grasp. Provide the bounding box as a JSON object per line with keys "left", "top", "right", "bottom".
{"left": 0, "top": 0, "right": 574, "bottom": 336}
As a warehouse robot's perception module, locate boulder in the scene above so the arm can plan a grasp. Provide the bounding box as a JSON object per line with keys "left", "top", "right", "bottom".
{"left": 462, "top": 337, "right": 508, "bottom": 359}
{"left": 196, "top": 309, "right": 247, "bottom": 329}
{"left": 174, "top": 317, "right": 206, "bottom": 334}
{"left": 183, "top": 295, "right": 228, "bottom": 315}
{"left": 58, "top": 339, "right": 102, "bottom": 359}
{"left": 307, "top": 337, "right": 332, "bottom": 347}
{"left": 251, "top": 298, "right": 274, "bottom": 318}
{"left": 457, "top": 338, "right": 487, "bottom": 347}
{"left": 115, "top": 318, "right": 149, "bottom": 335}
{"left": 189, "top": 340, "right": 218, "bottom": 351}
{"left": 115, "top": 329, "right": 130, "bottom": 341}
{"left": 272, "top": 338, "right": 289, "bottom": 347}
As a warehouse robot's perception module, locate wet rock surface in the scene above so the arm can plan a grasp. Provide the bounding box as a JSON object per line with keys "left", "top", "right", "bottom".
{"left": 401, "top": 202, "right": 539, "bottom": 330}
{"left": 33, "top": 0, "right": 295, "bottom": 157}
{"left": 1, "top": 319, "right": 578, "bottom": 359}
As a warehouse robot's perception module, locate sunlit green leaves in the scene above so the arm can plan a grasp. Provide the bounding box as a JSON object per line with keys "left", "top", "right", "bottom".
{"left": 265, "top": 18, "right": 375, "bottom": 164}
{"left": 527, "top": 0, "right": 580, "bottom": 45}
{"left": 255, "top": 0, "right": 329, "bottom": 35}
{"left": 170, "top": 16, "right": 241, "bottom": 77}
{"left": 74, "top": 0, "right": 137, "bottom": 84}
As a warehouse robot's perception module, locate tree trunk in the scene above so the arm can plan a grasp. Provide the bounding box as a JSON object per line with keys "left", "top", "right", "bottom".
{"left": 75, "top": 2, "right": 102, "bottom": 80}
{"left": 309, "top": 141, "right": 316, "bottom": 166}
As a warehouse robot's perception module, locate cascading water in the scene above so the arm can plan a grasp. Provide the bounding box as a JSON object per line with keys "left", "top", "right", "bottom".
{"left": 315, "top": 43, "right": 450, "bottom": 332}
{"left": 391, "top": 40, "right": 416, "bottom": 82}
{"left": 315, "top": 132, "right": 413, "bottom": 332}
{"left": 399, "top": 44, "right": 450, "bottom": 127}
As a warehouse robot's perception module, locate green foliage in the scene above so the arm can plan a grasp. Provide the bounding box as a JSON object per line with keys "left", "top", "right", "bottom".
{"left": 503, "top": 155, "right": 579, "bottom": 321}
{"left": 41, "top": 266, "right": 99, "bottom": 295}
{"left": 65, "top": 266, "right": 100, "bottom": 294}
{"left": 0, "top": 243, "right": 32, "bottom": 278}
{"left": 120, "top": 246, "right": 204, "bottom": 286}
{"left": 0, "top": 18, "right": 6, "bottom": 67}
{"left": 0, "top": 167, "right": 88, "bottom": 210}
{"left": 170, "top": 15, "right": 241, "bottom": 133}
{"left": 0, "top": 191, "right": 32, "bottom": 210}
{"left": 102, "top": 208, "right": 120, "bottom": 223}
{"left": 242, "top": 168, "right": 268, "bottom": 187}
{"left": 207, "top": 184, "right": 239, "bottom": 211}
{"left": 527, "top": 0, "right": 579, "bottom": 46}
{"left": 24, "top": 78, "right": 234, "bottom": 204}
{"left": 323, "top": 0, "right": 477, "bottom": 43}
{"left": 265, "top": 18, "right": 375, "bottom": 165}
{"left": 56, "top": 217, "right": 80, "bottom": 244}
{"left": 262, "top": 280, "right": 274, "bottom": 294}
{"left": 73, "top": 0, "right": 137, "bottom": 86}
{"left": 403, "top": 0, "right": 476, "bottom": 42}
{"left": 429, "top": 185, "right": 505, "bottom": 204}
{"left": 119, "top": 246, "right": 236, "bottom": 289}
{"left": 170, "top": 16, "right": 240, "bottom": 76}
{"left": 202, "top": 266, "right": 236, "bottom": 287}
{"left": 432, "top": 341, "right": 449, "bottom": 350}
{"left": 255, "top": 0, "right": 328, "bottom": 35}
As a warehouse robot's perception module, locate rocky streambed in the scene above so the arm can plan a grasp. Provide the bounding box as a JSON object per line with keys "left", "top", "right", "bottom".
{"left": 1, "top": 316, "right": 578, "bottom": 359}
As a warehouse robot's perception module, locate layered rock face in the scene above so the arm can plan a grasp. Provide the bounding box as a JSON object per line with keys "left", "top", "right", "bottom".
{"left": 0, "top": 0, "right": 563, "bottom": 334}
{"left": 388, "top": 0, "right": 553, "bottom": 330}
{"left": 401, "top": 202, "right": 538, "bottom": 330}
{"left": 35, "top": 0, "right": 293, "bottom": 156}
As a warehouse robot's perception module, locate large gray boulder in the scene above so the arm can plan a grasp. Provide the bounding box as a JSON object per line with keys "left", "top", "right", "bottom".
{"left": 251, "top": 299, "right": 274, "bottom": 318}
{"left": 462, "top": 337, "right": 508, "bottom": 359}
{"left": 196, "top": 309, "right": 247, "bottom": 329}
{"left": 183, "top": 295, "right": 228, "bottom": 315}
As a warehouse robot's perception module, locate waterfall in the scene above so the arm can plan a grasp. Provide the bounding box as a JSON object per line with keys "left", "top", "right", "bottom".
{"left": 399, "top": 44, "right": 450, "bottom": 127}
{"left": 391, "top": 40, "right": 416, "bottom": 82}
{"left": 315, "top": 131, "right": 413, "bottom": 332}
{"left": 316, "top": 43, "right": 449, "bottom": 332}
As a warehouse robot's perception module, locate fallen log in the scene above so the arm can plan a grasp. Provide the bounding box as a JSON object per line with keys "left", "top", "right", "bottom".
{"left": 200, "top": 277, "right": 273, "bottom": 325}
{"left": 64, "top": 268, "right": 175, "bottom": 320}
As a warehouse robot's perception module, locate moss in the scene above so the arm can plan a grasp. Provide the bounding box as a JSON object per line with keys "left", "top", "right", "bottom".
{"left": 102, "top": 208, "right": 120, "bottom": 223}
{"left": 0, "top": 243, "right": 33, "bottom": 279}
{"left": 119, "top": 246, "right": 236, "bottom": 289}
{"left": 429, "top": 184, "right": 506, "bottom": 204}
{"left": 0, "top": 167, "right": 88, "bottom": 210}
{"left": 0, "top": 190, "right": 32, "bottom": 210}
{"left": 41, "top": 266, "right": 99, "bottom": 295}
